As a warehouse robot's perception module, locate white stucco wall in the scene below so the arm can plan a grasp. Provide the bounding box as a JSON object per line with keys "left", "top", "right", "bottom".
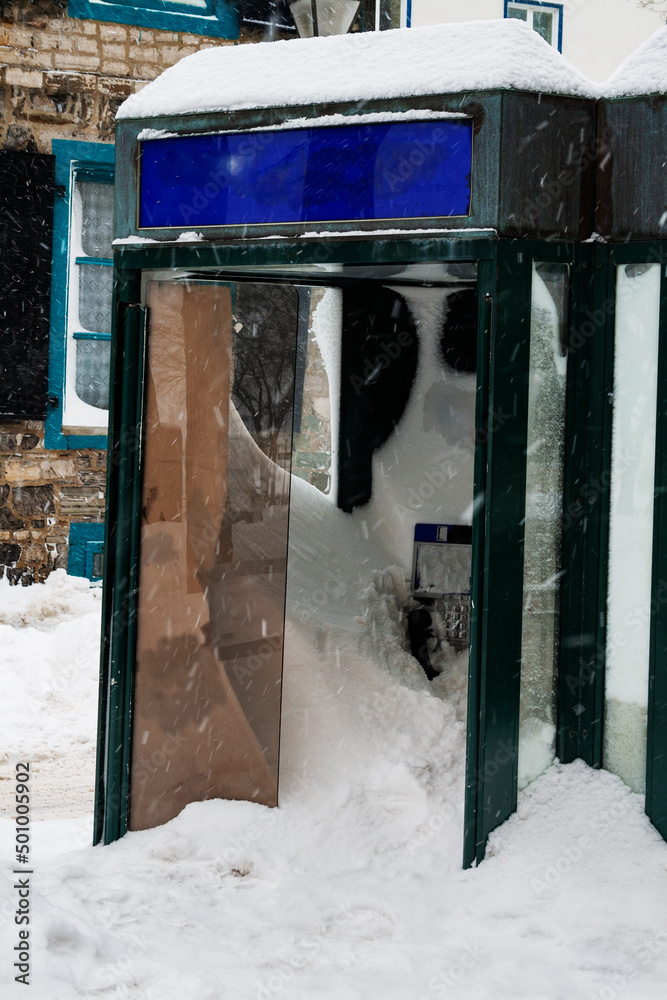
{"left": 410, "top": 0, "right": 666, "bottom": 82}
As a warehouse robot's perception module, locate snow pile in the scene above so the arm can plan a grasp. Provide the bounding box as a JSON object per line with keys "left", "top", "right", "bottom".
{"left": 605, "top": 25, "right": 667, "bottom": 97}
{"left": 1, "top": 521, "right": 667, "bottom": 995}
{"left": 0, "top": 571, "right": 101, "bottom": 819}
{"left": 117, "top": 20, "right": 598, "bottom": 122}
{"left": 1, "top": 281, "right": 667, "bottom": 992}
{"left": 0, "top": 568, "right": 98, "bottom": 628}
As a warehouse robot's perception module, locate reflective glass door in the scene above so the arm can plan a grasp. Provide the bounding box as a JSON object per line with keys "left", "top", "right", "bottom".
{"left": 130, "top": 279, "right": 297, "bottom": 830}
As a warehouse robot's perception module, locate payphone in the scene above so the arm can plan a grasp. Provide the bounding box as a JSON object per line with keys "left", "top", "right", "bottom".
{"left": 408, "top": 523, "right": 472, "bottom": 680}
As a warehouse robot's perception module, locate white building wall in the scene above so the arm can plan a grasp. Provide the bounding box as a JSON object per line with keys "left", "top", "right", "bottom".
{"left": 411, "top": 0, "right": 666, "bottom": 81}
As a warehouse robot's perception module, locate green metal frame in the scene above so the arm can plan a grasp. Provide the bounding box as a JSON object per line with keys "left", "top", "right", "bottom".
{"left": 557, "top": 242, "right": 613, "bottom": 768}
{"left": 96, "top": 232, "right": 621, "bottom": 863}
{"left": 113, "top": 88, "right": 595, "bottom": 246}
{"left": 95, "top": 234, "right": 496, "bottom": 844}
{"left": 94, "top": 267, "right": 146, "bottom": 846}
{"left": 464, "top": 238, "right": 589, "bottom": 867}
{"left": 557, "top": 239, "right": 667, "bottom": 840}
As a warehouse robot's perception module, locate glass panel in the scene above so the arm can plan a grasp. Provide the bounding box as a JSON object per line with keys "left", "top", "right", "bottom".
{"left": 130, "top": 280, "right": 297, "bottom": 831}
{"left": 91, "top": 551, "right": 104, "bottom": 580}
{"left": 604, "top": 263, "right": 661, "bottom": 793}
{"left": 78, "top": 180, "right": 114, "bottom": 258}
{"left": 75, "top": 339, "right": 110, "bottom": 409}
{"left": 532, "top": 10, "right": 553, "bottom": 45}
{"left": 518, "top": 262, "right": 569, "bottom": 790}
{"left": 507, "top": 6, "right": 528, "bottom": 20}
{"left": 139, "top": 120, "right": 473, "bottom": 229}
{"left": 291, "top": 287, "right": 336, "bottom": 496}
{"left": 78, "top": 263, "right": 113, "bottom": 333}
{"left": 379, "top": 0, "right": 400, "bottom": 29}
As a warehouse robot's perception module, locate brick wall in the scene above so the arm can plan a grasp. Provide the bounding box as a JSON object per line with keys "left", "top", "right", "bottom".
{"left": 0, "top": 422, "right": 106, "bottom": 583}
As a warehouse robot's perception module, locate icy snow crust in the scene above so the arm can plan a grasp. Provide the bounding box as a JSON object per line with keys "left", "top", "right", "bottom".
{"left": 117, "top": 20, "right": 598, "bottom": 122}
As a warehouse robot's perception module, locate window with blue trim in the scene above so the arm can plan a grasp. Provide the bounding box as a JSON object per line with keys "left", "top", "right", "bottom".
{"left": 506, "top": 2, "right": 562, "bottom": 51}
{"left": 67, "top": 0, "right": 239, "bottom": 39}
{"left": 372, "top": 0, "right": 410, "bottom": 30}
{"left": 68, "top": 169, "right": 114, "bottom": 421}
{"left": 68, "top": 523, "right": 105, "bottom": 582}
{"left": 47, "top": 140, "right": 114, "bottom": 450}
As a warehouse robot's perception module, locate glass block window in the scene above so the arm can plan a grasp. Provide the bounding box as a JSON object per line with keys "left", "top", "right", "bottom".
{"left": 63, "top": 167, "right": 115, "bottom": 430}
{"left": 78, "top": 264, "right": 114, "bottom": 333}
{"left": 79, "top": 182, "right": 114, "bottom": 258}
{"left": 506, "top": 2, "right": 562, "bottom": 50}
{"left": 75, "top": 339, "right": 111, "bottom": 409}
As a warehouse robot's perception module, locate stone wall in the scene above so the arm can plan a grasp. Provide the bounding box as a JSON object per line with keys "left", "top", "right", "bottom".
{"left": 0, "top": 0, "right": 267, "bottom": 155}
{"left": 0, "top": 0, "right": 306, "bottom": 583}
{"left": 0, "top": 421, "right": 106, "bottom": 583}
{"left": 0, "top": 0, "right": 257, "bottom": 581}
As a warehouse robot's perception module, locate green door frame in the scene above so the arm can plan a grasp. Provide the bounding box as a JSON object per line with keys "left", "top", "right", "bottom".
{"left": 95, "top": 233, "right": 610, "bottom": 862}
{"left": 95, "top": 234, "right": 498, "bottom": 846}
{"left": 463, "top": 238, "right": 614, "bottom": 867}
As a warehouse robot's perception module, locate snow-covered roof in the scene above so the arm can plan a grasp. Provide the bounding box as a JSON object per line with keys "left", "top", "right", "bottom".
{"left": 604, "top": 25, "right": 667, "bottom": 98}
{"left": 117, "top": 20, "right": 598, "bottom": 122}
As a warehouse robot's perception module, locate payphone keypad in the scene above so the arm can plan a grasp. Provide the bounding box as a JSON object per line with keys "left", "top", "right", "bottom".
{"left": 442, "top": 596, "right": 471, "bottom": 643}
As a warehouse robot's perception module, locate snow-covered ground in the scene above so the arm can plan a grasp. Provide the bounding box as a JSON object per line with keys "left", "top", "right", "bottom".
{"left": 1, "top": 551, "right": 667, "bottom": 998}
{"left": 0, "top": 572, "right": 101, "bottom": 822}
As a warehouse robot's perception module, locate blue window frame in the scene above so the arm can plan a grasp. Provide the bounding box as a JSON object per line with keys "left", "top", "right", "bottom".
{"left": 68, "top": 523, "right": 105, "bottom": 582}
{"left": 68, "top": 0, "right": 238, "bottom": 38}
{"left": 504, "top": 1, "right": 563, "bottom": 52}
{"left": 46, "top": 140, "right": 115, "bottom": 450}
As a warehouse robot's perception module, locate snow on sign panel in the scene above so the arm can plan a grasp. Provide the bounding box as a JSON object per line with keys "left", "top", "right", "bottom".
{"left": 138, "top": 120, "right": 473, "bottom": 229}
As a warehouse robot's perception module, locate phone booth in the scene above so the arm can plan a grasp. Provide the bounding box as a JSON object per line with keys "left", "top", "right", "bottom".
{"left": 93, "top": 25, "right": 667, "bottom": 865}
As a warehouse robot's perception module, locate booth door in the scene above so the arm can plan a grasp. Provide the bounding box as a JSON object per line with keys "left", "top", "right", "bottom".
{"left": 464, "top": 243, "right": 573, "bottom": 866}
{"left": 129, "top": 279, "right": 297, "bottom": 831}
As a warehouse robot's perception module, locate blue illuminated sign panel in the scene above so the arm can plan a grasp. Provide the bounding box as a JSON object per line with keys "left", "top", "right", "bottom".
{"left": 138, "top": 119, "right": 472, "bottom": 229}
